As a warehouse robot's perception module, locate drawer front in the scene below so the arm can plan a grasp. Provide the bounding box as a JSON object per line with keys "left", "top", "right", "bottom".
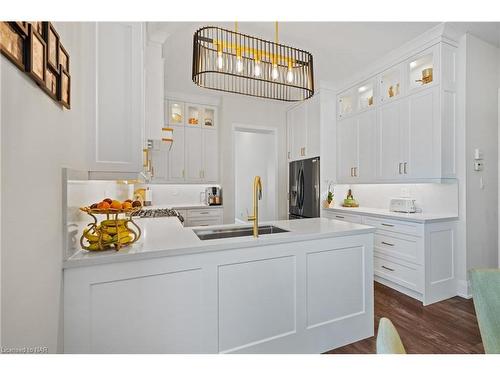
{"left": 323, "top": 211, "right": 362, "bottom": 224}
{"left": 187, "top": 208, "right": 223, "bottom": 219}
{"left": 363, "top": 216, "right": 422, "bottom": 236}
{"left": 374, "top": 231, "right": 421, "bottom": 265}
{"left": 374, "top": 254, "right": 421, "bottom": 292}
{"left": 185, "top": 217, "right": 223, "bottom": 227}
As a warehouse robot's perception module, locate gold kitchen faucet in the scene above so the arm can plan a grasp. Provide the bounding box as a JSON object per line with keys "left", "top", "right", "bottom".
{"left": 247, "top": 176, "right": 263, "bottom": 237}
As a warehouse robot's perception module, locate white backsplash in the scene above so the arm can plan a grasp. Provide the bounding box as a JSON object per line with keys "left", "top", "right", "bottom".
{"left": 145, "top": 184, "right": 221, "bottom": 206}
{"left": 330, "top": 182, "right": 458, "bottom": 215}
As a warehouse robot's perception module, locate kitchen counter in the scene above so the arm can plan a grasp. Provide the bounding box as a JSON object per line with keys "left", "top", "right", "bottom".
{"left": 64, "top": 217, "right": 374, "bottom": 268}
{"left": 64, "top": 216, "right": 375, "bottom": 353}
{"left": 323, "top": 206, "right": 458, "bottom": 223}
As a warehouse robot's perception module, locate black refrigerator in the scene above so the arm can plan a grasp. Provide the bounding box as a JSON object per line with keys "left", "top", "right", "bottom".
{"left": 289, "top": 157, "right": 320, "bottom": 219}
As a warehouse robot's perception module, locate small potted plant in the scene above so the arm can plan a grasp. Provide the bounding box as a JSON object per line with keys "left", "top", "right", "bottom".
{"left": 324, "top": 182, "right": 334, "bottom": 208}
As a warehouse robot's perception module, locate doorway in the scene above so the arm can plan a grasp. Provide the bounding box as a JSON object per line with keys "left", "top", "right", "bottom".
{"left": 233, "top": 124, "right": 278, "bottom": 224}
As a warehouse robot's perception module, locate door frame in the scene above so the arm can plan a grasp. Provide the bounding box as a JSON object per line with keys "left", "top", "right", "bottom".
{"left": 232, "top": 123, "right": 279, "bottom": 222}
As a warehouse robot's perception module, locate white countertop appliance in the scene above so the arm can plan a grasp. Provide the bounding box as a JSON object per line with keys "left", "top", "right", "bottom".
{"left": 389, "top": 197, "right": 417, "bottom": 213}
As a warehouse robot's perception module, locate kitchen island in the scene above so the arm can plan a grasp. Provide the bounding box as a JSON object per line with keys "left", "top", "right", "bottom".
{"left": 64, "top": 217, "right": 375, "bottom": 353}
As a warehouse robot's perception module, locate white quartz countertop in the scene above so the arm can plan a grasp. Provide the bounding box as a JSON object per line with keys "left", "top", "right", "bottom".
{"left": 64, "top": 217, "right": 375, "bottom": 269}
{"left": 323, "top": 206, "right": 458, "bottom": 223}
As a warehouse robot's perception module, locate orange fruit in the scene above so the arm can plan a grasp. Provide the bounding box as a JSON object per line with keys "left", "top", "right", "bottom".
{"left": 110, "top": 200, "right": 122, "bottom": 210}
{"left": 122, "top": 201, "right": 132, "bottom": 210}
{"left": 103, "top": 198, "right": 113, "bottom": 204}
{"left": 97, "top": 201, "right": 111, "bottom": 210}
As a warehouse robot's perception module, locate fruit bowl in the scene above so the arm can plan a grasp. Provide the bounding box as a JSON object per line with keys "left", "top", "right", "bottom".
{"left": 79, "top": 201, "right": 142, "bottom": 252}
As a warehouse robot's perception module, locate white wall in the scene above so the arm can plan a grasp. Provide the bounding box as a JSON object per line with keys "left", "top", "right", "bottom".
{"left": 234, "top": 128, "right": 277, "bottom": 222}
{"left": 220, "top": 95, "right": 288, "bottom": 224}
{"left": 1, "top": 22, "right": 93, "bottom": 352}
{"left": 465, "top": 34, "right": 500, "bottom": 272}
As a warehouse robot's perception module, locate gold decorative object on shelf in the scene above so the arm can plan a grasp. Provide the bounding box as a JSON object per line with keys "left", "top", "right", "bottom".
{"left": 388, "top": 86, "right": 394, "bottom": 98}
{"left": 416, "top": 67, "right": 433, "bottom": 85}
{"left": 368, "top": 96, "right": 373, "bottom": 106}
{"left": 79, "top": 205, "right": 141, "bottom": 251}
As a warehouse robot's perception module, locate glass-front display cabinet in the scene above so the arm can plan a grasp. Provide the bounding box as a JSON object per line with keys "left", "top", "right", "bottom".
{"left": 357, "top": 81, "right": 375, "bottom": 111}
{"left": 186, "top": 104, "right": 201, "bottom": 126}
{"left": 408, "top": 48, "right": 435, "bottom": 91}
{"left": 380, "top": 65, "right": 402, "bottom": 103}
{"left": 338, "top": 89, "right": 356, "bottom": 119}
{"left": 168, "top": 101, "right": 185, "bottom": 126}
{"left": 203, "top": 107, "right": 215, "bottom": 128}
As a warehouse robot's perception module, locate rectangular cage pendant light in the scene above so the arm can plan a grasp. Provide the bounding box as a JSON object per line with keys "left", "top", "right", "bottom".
{"left": 192, "top": 26, "right": 314, "bottom": 102}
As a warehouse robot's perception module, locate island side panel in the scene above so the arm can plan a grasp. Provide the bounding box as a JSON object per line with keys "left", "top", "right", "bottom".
{"left": 64, "top": 233, "right": 374, "bottom": 353}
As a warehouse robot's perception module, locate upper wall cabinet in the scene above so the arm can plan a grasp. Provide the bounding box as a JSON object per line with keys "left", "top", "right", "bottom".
{"left": 407, "top": 45, "right": 439, "bottom": 93}
{"left": 150, "top": 99, "right": 219, "bottom": 184}
{"left": 379, "top": 63, "right": 404, "bottom": 104}
{"left": 89, "top": 22, "right": 144, "bottom": 173}
{"left": 336, "top": 41, "right": 457, "bottom": 183}
{"left": 287, "top": 93, "right": 321, "bottom": 161}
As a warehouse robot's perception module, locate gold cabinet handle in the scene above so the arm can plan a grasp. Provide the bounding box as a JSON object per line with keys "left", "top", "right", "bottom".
{"left": 381, "top": 265, "right": 395, "bottom": 272}
{"left": 381, "top": 241, "right": 394, "bottom": 247}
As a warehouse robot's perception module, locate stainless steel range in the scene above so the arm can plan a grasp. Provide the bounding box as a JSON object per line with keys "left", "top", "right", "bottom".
{"left": 133, "top": 208, "right": 184, "bottom": 223}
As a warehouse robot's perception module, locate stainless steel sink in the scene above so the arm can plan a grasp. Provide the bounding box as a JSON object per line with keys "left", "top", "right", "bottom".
{"left": 194, "top": 225, "right": 289, "bottom": 240}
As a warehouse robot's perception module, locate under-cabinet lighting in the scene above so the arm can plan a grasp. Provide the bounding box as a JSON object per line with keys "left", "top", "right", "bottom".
{"left": 410, "top": 61, "right": 417, "bottom": 69}
{"left": 358, "top": 86, "right": 367, "bottom": 93}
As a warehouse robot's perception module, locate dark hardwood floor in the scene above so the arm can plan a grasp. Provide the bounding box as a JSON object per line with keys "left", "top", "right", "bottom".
{"left": 327, "top": 282, "right": 484, "bottom": 354}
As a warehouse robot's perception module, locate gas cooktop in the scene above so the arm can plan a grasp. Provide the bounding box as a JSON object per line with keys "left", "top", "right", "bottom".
{"left": 132, "top": 208, "right": 184, "bottom": 222}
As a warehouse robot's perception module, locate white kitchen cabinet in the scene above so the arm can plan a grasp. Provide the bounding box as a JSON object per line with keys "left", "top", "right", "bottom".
{"left": 89, "top": 22, "right": 144, "bottom": 173}
{"left": 377, "top": 87, "right": 440, "bottom": 181}
{"left": 306, "top": 94, "right": 321, "bottom": 158}
{"left": 324, "top": 208, "right": 457, "bottom": 305}
{"left": 337, "top": 109, "right": 376, "bottom": 182}
{"left": 64, "top": 231, "right": 374, "bottom": 353}
{"left": 151, "top": 99, "right": 219, "bottom": 184}
{"left": 406, "top": 87, "right": 440, "bottom": 179}
{"left": 145, "top": 41, "right": 165, "bottom": 141}
{"left": 203, "top": 129, "right": 218, "bottom": 183}
{"left": 337, "top": 117, "right": 358, "bottom": 183}
{"left": 287, "top": 103, "right": 307, "bottom": 160}
{"left": 286, "top": 94, "right": 322, "bottom": 161}
{"left": 183, "top": 207, "right": 223, "bottom": 227}
{"left": 185, "top": 126, "right": 203, "bottom": 182}
{"left": 337, "top": 41, "right": 457, "bottom": 183}
{"left": 377, "top": 98, "right": 407, "bottom": 180}
{"left": 168, "top": 125, "right": 185, "bottom": 182}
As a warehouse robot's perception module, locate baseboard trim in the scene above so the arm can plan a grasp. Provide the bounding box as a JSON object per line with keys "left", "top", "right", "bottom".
{"left": 456, "top": 279, "right": 472, "bottom": 299}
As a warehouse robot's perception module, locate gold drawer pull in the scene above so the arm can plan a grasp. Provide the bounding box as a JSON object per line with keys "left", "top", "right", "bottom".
{"left": 381, "top": 241, "right": 395, "bottom": 247}
{"left": 381, "top": 223, "right": 394, "bottom": 227}
{"left": 336, "top": 215, "right": 345, "bottom": 219}
{"left": 381, "top": 265, "right": 395, "bottom": 272}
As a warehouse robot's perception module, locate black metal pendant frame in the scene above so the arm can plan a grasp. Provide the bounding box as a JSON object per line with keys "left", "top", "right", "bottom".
{"left": 192, "top": 26, "right": 314, "bottom": 102}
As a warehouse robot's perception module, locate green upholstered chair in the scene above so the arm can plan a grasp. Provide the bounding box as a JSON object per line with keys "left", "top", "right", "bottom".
{"left": 470, "top": 269, "right": 500, "bottom": 354}
{"left": 376, "top": 317, "right": 406, "bottom": 354}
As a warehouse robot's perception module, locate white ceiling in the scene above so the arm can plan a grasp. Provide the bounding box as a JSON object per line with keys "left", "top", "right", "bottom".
{"left": 150, "top": 21, "right": 500, "bottom": 98}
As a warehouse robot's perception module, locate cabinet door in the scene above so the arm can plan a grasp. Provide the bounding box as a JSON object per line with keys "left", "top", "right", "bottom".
{"left": 185, "top": 126, "right": 203, "bottom": 182}
{"left": 150, "top": 142, "right": 169, "bottom": 182}
{"left": 306, "top": 94, "right": 320, "bottom": 158}
{"left": 377, "top": 100, "right": 406, "bottom": 180}
{"left": 357, "top": 110, "right": 377, "bottom": 182}
{"left": 337, "top": 117, "right": 358, "bottom": 183}
{"left": 289, "top": 103, "right": 307, "bottom": 159}
{"left": 145, "top": 42, "right": 164, "bottom": 141}
{"left": 168, "top": 125, "right": 185, "bottom": 182}
{"left": 90, "top": 22, "right": 144, "bottom": 173}
{"left": 203, "top": 129, "right": 218, "bottom": 183}
{"left": 406, "top": 87, "right": 440, "bottom": 178}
